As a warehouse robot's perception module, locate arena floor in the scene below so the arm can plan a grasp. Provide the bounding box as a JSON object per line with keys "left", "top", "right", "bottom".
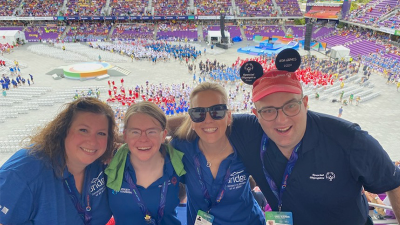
{"left": 1, "top": 40, "right": 399, "bottom": 166}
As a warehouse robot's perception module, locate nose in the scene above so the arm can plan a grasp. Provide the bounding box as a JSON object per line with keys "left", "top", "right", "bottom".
{"left": 203, "top": 111, "right": 214, "bottom": 123}
{"left": 138, "top": 132, "right": 149, "bottom": 141}
{"left": 275, "top": 108, "right": 288, "bottom": 123}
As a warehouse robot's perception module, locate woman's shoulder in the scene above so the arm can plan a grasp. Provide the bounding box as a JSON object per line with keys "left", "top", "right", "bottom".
{"left": 0, "top": 149, "right": 52, "bottom": 183}
{"left": 170, "top": 137, "right": 197, "bottom": 154}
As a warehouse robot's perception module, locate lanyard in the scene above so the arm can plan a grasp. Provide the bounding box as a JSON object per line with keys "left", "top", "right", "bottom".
{"left": 260, "top": 133, "right": 301, "bottom": 212}
{"left": 193, "top": 154, "right": 232, "bottom": 212}
{"left": 124, "top": 170, "right": 168, "bottom": 225}
{"left": 63, "top": 171, "right": 92, "bottom": 225}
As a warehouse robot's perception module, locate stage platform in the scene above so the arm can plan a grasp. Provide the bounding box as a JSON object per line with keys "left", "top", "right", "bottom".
{"left": 237, "top": 41, "right": 299, "bottom": 56}
{"left": 46, "top": 61, "right": 131, "bottom": 80}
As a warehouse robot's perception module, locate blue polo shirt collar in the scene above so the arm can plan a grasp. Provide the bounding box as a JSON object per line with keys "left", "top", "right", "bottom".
{"left": 125, "top": 151, "right": 174, "bottom": 187}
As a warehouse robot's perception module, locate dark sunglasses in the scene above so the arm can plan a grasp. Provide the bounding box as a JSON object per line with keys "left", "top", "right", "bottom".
{"left": 188, "top": 104, "right": 228, "bottom": 123}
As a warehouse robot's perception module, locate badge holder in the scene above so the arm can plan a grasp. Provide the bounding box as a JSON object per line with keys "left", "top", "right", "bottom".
{"left": 194, "top": 210, "right": 214, "bottom": 225}
{"left": 265, "top": 211, "right": 293, "bottom": 225}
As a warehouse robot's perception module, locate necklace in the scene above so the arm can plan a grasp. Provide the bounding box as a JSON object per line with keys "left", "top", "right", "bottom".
{"left": 199, "top": 140, "right": 230, "bottom": 168}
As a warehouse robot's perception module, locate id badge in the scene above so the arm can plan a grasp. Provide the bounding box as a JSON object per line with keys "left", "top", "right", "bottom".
{"left": 265, "top": 211, "right": 293, "bottom": 225}
{"left": 194, "top": 210, "right": 214, "bottom": 225}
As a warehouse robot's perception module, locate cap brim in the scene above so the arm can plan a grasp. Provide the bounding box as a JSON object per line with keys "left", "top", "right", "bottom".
{"left": 252, "top": 85, "right": 302, "bottom": 102}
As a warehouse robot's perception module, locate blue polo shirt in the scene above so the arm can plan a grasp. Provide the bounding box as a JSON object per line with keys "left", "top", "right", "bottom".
{"left": 108, "top": 152, "right": 181, "bottom": 225}
{"left": 0, "top": 149, "right": 112, "bottom": 225}
{"left": 230, "top": 112, "right": 400, "bottom": 225}
{"left": 171, "top": 137, "right": 265, "bottom": 225}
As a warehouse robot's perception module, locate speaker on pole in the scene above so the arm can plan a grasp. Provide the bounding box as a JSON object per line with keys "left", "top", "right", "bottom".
{"left": 220, "top": 14, "right": 226, "bottom": 40}
{"left": 304, "top": 23, "right": 313, "bottom": 51}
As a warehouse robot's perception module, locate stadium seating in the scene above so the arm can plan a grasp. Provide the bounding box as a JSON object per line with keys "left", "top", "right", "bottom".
{"left": 235, "top": 0, "right": 276, "bottom": 17}
{"left": 153, "top": 0, "right": 188, "bottom": 16}
{"left": 111, "top": 24, "right": 154, "bottom": 40}
{"left": 19, "top": 0, "right": 63, "bottom": 17}
{"left": 110, "top": 0, "right": 148, "bottom": 16}
{"left": 195, "top": 0, "right": 233, "bottom": 16}
{"left": 0, "top": 0, "right": 21, "bottom": 16}
{"left": 65, "top": 0, "right": 106, "bottom": 16}
{"left": 275, "top": 0, "right": 302, "bottom": 16}
{"left": 157, "top": 22, "right": 198, "bottom": 41}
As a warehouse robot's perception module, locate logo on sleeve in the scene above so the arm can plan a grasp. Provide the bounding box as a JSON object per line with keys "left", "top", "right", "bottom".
{"left": 1, "top": 206, "right": 9, "bottom": 215}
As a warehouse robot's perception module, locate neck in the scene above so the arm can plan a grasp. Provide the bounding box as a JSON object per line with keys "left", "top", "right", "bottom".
{"left": 130, "top": 151, "right": 164, "bottom": 172}
{"left": 199, "top": 138, "right": 230, "bottom": 156}
{"left": 66, "top": 161, "right": 86, "bottom": 177}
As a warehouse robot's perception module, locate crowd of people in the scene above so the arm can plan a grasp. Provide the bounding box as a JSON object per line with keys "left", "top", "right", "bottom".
{"left": 65, "top": 0, "right": 107, "bottom": 16}
{"left": 18, "top": 0, "right": 63, "bottom": 17}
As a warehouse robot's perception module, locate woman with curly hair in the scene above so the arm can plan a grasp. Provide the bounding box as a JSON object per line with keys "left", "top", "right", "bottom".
{"left": 0, "top": 97, "right": 117, "bottom": 225}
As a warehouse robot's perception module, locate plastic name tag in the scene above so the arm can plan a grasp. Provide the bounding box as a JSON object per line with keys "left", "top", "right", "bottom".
{"left": 265, "top": 211, "right": 293, "bottom": 225}
{"left": 194, "top": 210, "right": 214, "bottom": 225}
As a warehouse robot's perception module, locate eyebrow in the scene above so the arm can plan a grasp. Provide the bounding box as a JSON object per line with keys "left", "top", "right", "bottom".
{"left": 260, "top": 98, "right": 301, "bottom": 109}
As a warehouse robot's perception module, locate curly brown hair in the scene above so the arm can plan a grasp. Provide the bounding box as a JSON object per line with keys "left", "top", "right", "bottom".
{"left": 28, "top": 97, "right": 117, "bottom": 177}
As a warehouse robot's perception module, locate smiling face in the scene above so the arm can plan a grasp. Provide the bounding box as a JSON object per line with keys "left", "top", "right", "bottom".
{"left": 123, "top": 113, "right": 167, "bottom": 162}
{"left": 64, "top": 112, "right": 109, "bottom": 171}
{"left": 190, "top": 90, "right": 231, "bottom": 145}
{"left": 253, "top": 92, "right": 308, "bottom": 155}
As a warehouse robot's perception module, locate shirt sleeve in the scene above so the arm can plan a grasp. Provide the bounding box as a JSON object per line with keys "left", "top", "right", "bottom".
{"left": 349, "top": 127, "right": 400, "bottom": 193}
{"left": 0, "top": 169, "right": 34, "bottom": 224}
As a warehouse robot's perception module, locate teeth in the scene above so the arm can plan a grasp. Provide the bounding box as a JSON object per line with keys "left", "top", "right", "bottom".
{"left": 138, "top": 147, "right": 151, "bottom": 150}
{"left": 277, "top": 127, "right": 291, "bottom": 132}
{"left": 203, "top": 128, "right": 217, "bottom": 132}
{"left": 82, "top": 147, "right": 96, "bottom": 153}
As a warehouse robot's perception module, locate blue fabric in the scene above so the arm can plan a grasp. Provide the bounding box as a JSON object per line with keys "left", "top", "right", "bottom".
{"left": 0, "top": 149, "right": 112, "bottom": 225}
{"left": 171, "top": 137, "right": 265, "bottom": 225}
{"left": 176, "top": 204, "right": 187, "bottom": 225}
{"left": 108, "top": 152, "right": 181, "bottom": 225}
{"left": 230, "top": 112, "right": 400, "bottom": 225}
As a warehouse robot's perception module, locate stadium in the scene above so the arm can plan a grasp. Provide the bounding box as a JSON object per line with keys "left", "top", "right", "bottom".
{"left": 1, "top": 0, "right": 400, "bottom": 224}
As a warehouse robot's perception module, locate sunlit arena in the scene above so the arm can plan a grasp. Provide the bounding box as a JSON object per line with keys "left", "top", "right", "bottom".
{"left": 1, "top": 0, "right": 400, "bottom": 224}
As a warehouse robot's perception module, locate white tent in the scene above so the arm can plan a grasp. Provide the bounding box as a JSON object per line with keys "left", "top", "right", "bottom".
{"left": 0, "top": 30, "right": 26, "bottom": 45}
{"left": 330, "top": 45, "right": 350, "bottom": 59}
{"left": 207, "top": 30, "right": 230, "bottom": 44}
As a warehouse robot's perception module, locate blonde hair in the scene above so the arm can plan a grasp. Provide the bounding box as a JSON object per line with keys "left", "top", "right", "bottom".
{"left": 124, "top": 101, "right": 167, "bottom": 130}
{"left": 175, "top": 82, "right": 230, "bottom": 141}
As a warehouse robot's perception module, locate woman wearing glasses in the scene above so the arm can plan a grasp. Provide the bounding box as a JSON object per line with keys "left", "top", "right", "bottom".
{"left": 171, "top": 82, "right": 265, "bottom": 225}
{"left": 105, "top": 101, "right": 185, "bottom": 225}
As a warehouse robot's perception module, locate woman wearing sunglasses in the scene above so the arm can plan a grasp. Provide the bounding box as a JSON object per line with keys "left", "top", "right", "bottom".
{"left": 105, "top": 101, "right": 185, "bottom": 225}
{"left": 171, "top": 82, "right": 265, "bottom": 225}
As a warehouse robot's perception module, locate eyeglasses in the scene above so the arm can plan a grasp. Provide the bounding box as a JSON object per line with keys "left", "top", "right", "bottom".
{"left": 257, "top": 100, "right": 303, "bottom": 121}
{"left": 188, "top": 104, "right": 228, "bottom": 123}
{"left": 126, "top": 128, "right": 163, "bottom": 139}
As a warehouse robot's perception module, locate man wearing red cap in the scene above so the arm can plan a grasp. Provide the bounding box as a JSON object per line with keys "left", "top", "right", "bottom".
{"left": 229, "top": 68, "right": 400, "bottom": 225}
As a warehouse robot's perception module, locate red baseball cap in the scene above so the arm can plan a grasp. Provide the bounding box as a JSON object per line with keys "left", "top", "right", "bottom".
{"left": 252, "top": 69, "right": 302, "bottom": 102}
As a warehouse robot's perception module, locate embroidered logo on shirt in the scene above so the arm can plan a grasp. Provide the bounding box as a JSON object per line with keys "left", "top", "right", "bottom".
{"left": 326, "top": 172, "right": 335, "bottom": 181}
{"left": 227, "top": 170, "right": 247, "bottom": 190}
{"left": 309, "top": 172, "right": 336, "bottom": 181}
{"left": 90, "top": 171, "right": 106, "bottom": 196}
{"left": 1, "top": 206, "right": 9, "bottom": 215}
{"left": 120, "top": 187, "right": 133, "bottom": 194}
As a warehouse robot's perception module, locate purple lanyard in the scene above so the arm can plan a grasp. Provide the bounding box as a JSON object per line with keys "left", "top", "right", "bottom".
{"left": 63, "top": 173, "right": 92, "bottom": 225}
{"left": 124, "top": 170, "right": 168, "bottom": 225}
{"left": 193, "top": 154, "right": 232, "bottom": 212}
{"left": 260, "top": 133, "right": 301, "bottom": 212}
